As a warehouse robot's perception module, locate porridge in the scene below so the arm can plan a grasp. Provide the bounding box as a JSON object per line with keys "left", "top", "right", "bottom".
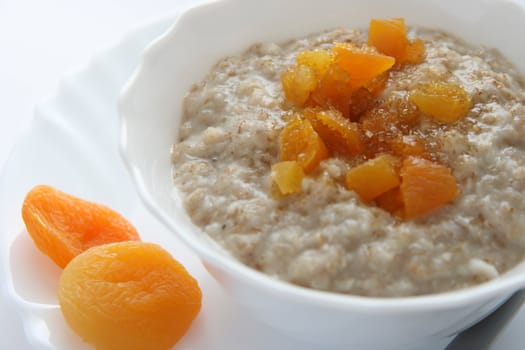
{"left": 171, "top": 18, "right": 525, "bottom": 297}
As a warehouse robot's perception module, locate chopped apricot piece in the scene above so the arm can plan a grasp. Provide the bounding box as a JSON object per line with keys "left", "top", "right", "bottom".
{"left": 376, "top": 187, "right": 404, "bottom": 217}
{"left": 281, "top": 64, "right": 318, "bottom": 107}
{"left": 347, "top": 87, "right": 376, "bottom": 121}
{"left": 390, "top": 134, "right": 428, "bottom": 158}
{"left": 58, "top": 241, "right": 202, "bottom": 350}
{"left": 360, "top": 97, "right": 420, "bottom": 158}
{"left": 309, "top": 63, "right": 354, "bottom": 116}
{"left": 21, "top": 185, "right": 140, "bottom": 268}
{"left": 368, "top": 18, "right": 408, "bottom": 63}
{"left": 304, "top": 108, "right": 363, "bottom": 156}
{"left": 400, "top": 157, "right": 459, "bottom": 219}
{"left": 368, "top": 18, "right": 425, "bottom": 65}
{"left": 345, "top": 155, "right": 401, "bottom": 201}
{"left": 402, "top": 39, "right": 425, "bottom": 64}
{"left": 364, "top": 71, "right": 390, "bottom": 97}
{"left": 271, "top": 161, "right": 305, "bottom": 195}
{"left": 296, "top": 49, "right": 334, "bottom": 78}
{"left": 280, "top": 117, "right": 328, "bottom": 172}
{"left": 333, "top": 43, "right": 395, "bottom": 89}
{"left": 409, "top": 82, "right": 471, "bottom": 123}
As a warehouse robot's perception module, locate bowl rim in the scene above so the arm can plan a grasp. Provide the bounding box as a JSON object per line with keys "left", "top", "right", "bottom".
{"left": 119, "top": 0, "right": 525, "bottom": 312}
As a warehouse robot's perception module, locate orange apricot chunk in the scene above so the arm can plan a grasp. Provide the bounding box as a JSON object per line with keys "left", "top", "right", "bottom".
{"left": 345, "top": 155, "right": 401, "bottom": 201}
{"left": 390, "top": 134, "right": 428, "bottom": 158}
{"left": 21, "top": 185, "right": 140, "bottom": 268}
{"left": 296, "top": 49, "right": 334, "bottom": 78}
{"left": 309, "top": 63, "right": 354, "bottom": 117}
{"left": 368, "top": 18, "right": 408, "bottom": 63}
{"left": 360, "top": 97, "right": 420, "bottom": 158}
{"left": 347, "top": 87, "right": 376, "bottom": 121}
{"left": 281, "top": 64, "right": 318, "bottom": 107}
{"left": 271, "top": 161, "right": 305, "bottom": 195}
{"left": 402, "top": 38, "right": 425, "bottom": 65}
{"left": 409, "top": 82, "right": 471, "bottom": 123}
{"left": 400, "top": 157, "right": 459, "bottom": 219}
{"left": 304, "top": 108, "right": 363, "bottom": 156}
{"left": 364, "top": 71, "right": 390, "bottom": 97}
{"left": 58, "top": 241, "right": 202, "bottom": 350}
{"left": 376, "top": 187, "right": 404, "bottom": 217}
{"left": 333, "top": 42, "right": 395, "bottom": 89}
{"left": 280, "top": 117, "right": 328, "bottom": 173}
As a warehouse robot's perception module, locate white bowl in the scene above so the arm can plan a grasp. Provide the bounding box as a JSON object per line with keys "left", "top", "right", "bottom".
{"left": 119, "top": 0, "right": 525, "bottom": 348}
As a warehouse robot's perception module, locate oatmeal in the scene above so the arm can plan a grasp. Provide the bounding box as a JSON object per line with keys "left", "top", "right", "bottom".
{"left": 171, "top": 19, "right": 525, "bottom": 297}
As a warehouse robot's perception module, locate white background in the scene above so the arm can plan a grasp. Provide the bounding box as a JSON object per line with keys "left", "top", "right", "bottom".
{"left": 1, "top": 0, "right": 525, "bottom": 349}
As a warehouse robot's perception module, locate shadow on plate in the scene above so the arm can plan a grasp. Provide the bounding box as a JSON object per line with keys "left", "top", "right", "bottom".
{"left": 9, "top": 232, "right": 61, "bottom": 305}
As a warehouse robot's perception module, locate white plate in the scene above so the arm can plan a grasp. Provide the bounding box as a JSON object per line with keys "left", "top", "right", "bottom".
{"left": 0, "top": 12, "right": 523, "bottom": 350}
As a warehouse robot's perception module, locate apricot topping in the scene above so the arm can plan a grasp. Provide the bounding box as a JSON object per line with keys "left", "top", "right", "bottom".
{"left": 271, "top": 161, "right": 305, "bottom": 195}
{"left": 281, "top": 40, "right": 395, "bottom": 115}
{"left": 368, "top": 18, "right": 425, "bottom": 65}
{"left": 400, "top": 157, "right": 459, "bottom": 219}
{"left": 375, "top": 187, "right": 404, "bottom": 217}
{"left": 296, "top": 49, "right": 334, "bottom": 78}
{"left": 58, "top": 241, "right": 202, "bottom": 350}
{"left": 281, "top": 64, "right": 317, "bottom": 107}
{"left": 345, "top": 155, "right": 400, "bottom": 201}
{"left": 333, "top": 43, "right": 395, "bottom": 89}
{"left": 274, "top": 17, "right": 466, "bottom": 220}
{"left": 280, "top": 117, "right": 328, "bottom": 173}
{"left": 409, "top": 82, "right": 472, "bottom": 123}
{"left": 21, "top": 185, "right": 140, "bottom": 268}
{"left": 310, "top": 63, "right": 354, "bottom": 116}
{"left": 304, "top": 108, "right": 363, "bottom": 156}
{"left": 368, "top": 18, "right": 408, "bottom": 63}
{"left": 402, "top": 38, "right": 425, "bottom": 65}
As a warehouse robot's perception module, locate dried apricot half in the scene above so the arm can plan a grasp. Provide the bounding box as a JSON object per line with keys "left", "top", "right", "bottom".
{"left": 21, "top": 185, "right": 140, "bottom": 268}
{"left": 58, "top": 241, "right": 202, "bottom": 350}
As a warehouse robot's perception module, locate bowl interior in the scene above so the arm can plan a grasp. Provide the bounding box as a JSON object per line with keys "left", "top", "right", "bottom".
{"left": 119, "top": 0, "right": 525, "bottom": 304}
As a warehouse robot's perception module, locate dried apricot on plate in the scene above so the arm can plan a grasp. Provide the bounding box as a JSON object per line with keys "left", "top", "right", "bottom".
{"left": 400, "top": 157, "right": 459, "bottom": 219}
{"left": 280, "top": 117, "right": 328, "bottom": 173}
{"left": 58, "top": 241, "right": 202, "bottom": 350}
{"left": 271, "top": 161, "right": 305, "bottom": 195}
{"left": 368, "top": 18, "right": 408, "bottom": 63}
{"left": 345, "top": 155, "right": 400, "bottom": 201}
{"left": 409, "top": 82, "right": 471, "bottom": 123}
{"left": 21, "top": 185, "right": 140, "bottom": 268}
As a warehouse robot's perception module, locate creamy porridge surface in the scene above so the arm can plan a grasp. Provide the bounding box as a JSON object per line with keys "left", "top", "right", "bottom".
{"left": 171, "top": 27, "right": 525, "bottom": 297}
